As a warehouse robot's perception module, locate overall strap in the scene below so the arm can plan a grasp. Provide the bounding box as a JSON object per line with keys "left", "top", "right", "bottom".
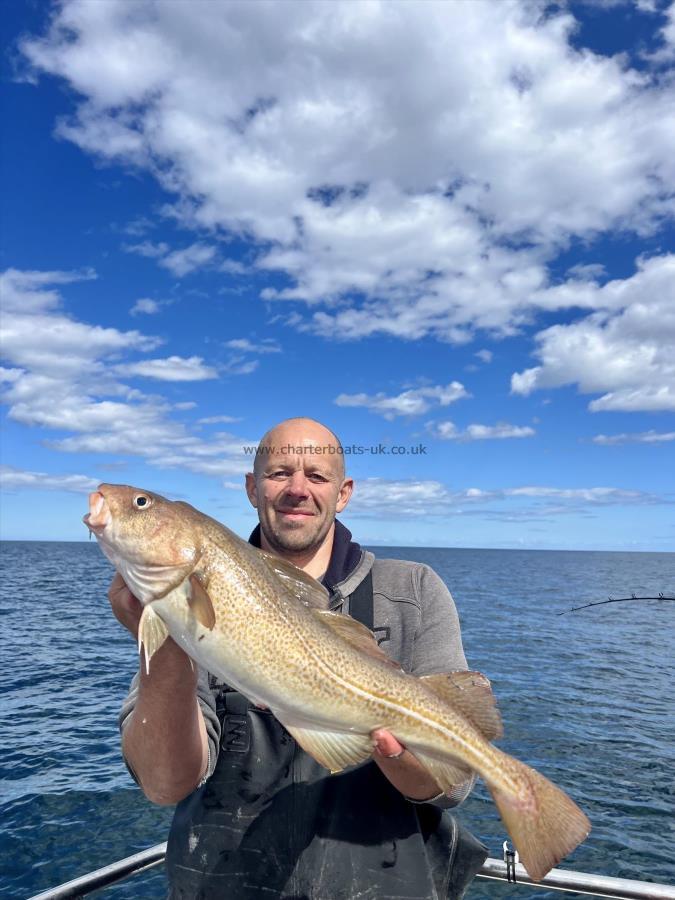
{"left": 348, "top": 570, "right": 374, "bottom": 629}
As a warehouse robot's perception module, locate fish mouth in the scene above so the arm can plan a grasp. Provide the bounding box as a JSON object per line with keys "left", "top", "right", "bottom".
{"left": 83, "top": 490, "right": 112, "bottom": 535}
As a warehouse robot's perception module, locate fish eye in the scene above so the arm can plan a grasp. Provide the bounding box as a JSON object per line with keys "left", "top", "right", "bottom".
{"left": 133, "top": 494, "right": 152, "bottom": 509}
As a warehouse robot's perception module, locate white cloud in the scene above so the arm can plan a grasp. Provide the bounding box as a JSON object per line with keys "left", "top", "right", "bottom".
{"left": 222, "top": 357, "right": 259, "bottom": 376}
{"left": 511, "top": 254, "right": 675, "bottom": 412}
{"left": 123, "top": 239, "right": 216, "bottom": 276}
{"left": 0, "top": 269, "right": 159, "bottom": 378}
{"left": 19, "top": 0, "right": 675, "bottom": 354}
{"left": 122, "top": 216, "right": 155, "bottom": 237}
{"left": 335, "top": 382, "right": 468, "bottom": 419}
{"left": 647, "top": 1, "right": 675, "bottom": 61}
{"left": 130, "top": 298, "right": 162, "bottom": 315}
{"left": 348, "top": 478, "right": 661, "bottom": 518}
{"left": 475, "top": 349, "right": 493, "bottom": 364}
{"left": 0, "top": 267, "right": 96, "bottom": 313}
{"left": 115, "top": 355, "right": 218, "bottom": 381}
{"left": 225, "top": 338, "right": 281, "bottom": 354}
{"left": 159, "top": 243, "right": 216, "bottom": 277}
{"left": 430, "top": 421, "right": 536, "bottom": 441}
{"left": 122, "top": 240, "right": 169, "bottom": 259}
{"left": 0, "top": 268, "right": 249, "bottom": 480}
{"left": 593, "top": 430, "right": 675, "bottom": 445}
{"left": 0, "top": 465, "right": 98, "bottom": 494}
{"left": 198, "top": 415, "right": 242, "bottom": 424}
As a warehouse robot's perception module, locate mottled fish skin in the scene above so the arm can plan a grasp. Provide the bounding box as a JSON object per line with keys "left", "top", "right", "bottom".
{"left": 85, "top": 483, "right": 590, "bottom": 881}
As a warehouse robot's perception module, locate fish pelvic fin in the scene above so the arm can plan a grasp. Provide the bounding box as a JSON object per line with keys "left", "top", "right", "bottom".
{"left": 487, "top": 758, "right": 591, "bottom": 882}
{"left": 259, "top": 550, "right": 330, "bottom": 610}
{"left": 137, "top": 604, "right": 170, "bottom": 674}
{"left": 420, "top": 671, "right": 503, "bottom": 741}
{"left": 283, "top": 724, "right": 374, "bottom": 773}
{"left": 188, "top": 574, "right": 216, "bottom": 630}
{"left": 314, "top": 610, "right": 402, "bottom": 670}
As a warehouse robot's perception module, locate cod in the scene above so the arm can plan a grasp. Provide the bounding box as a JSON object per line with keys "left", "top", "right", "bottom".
{"left": 85, "top": 483, "right": 590, "bottom": 882}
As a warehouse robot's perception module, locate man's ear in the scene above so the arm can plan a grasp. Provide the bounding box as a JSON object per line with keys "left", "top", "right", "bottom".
{"left": 336, "top": 477, "right": 354, "bottom": 513}
{"left": 245, "top": 473, "right": 258, "bottom": 508}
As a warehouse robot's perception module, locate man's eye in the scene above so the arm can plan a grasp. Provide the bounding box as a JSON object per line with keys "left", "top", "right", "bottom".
{"left": 308, "top": 473, "right": 328, "bottom": 482}
{"left": 269, "top": 470, "right": 289, "bottom": 479}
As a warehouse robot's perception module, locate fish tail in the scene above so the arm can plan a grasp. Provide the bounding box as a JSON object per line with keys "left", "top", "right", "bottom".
{"left": 487, "top": 757, "right": 591, "bottom": 882}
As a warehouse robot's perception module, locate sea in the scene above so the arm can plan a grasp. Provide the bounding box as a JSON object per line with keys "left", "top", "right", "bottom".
{"left": 1, "top": 541, "right": 674, "bottom": 899}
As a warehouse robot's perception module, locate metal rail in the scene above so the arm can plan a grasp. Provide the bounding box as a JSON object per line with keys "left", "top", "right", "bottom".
{"left": 28, "top": 842, "right": 167, "bottom": 900}
{"left": 476, "top": 858, "right": 675, "bottom": 899}
{"left": 28, "top": 846, "right": 675, "bottom": 900}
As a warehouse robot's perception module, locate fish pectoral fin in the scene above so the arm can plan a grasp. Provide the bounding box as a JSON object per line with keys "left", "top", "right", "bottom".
{"left": 409, "top": 749, "right": 474, "bottom": 794}
{"left": 259, "top": 550, "right": 330, "bottom": 610}
{"left": 283, "top": 724, "right": 374, "bottom": 773}
{"left": 188, "top": 574, "right": 216, "bottom": 630}
{"left": 420, "top": 671, "right": 503, "bottom": 741}
{"left": 313, "top": 610, "right": 402, "bottom": 670}
{"left": 137, "top": 604, "right": 170, "bottom": 674}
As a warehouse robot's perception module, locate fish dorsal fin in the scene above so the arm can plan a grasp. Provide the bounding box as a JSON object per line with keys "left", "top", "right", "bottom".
{"left": 420, "top": 671, "right": 503, "bottom": 741}
{"left": 281, "top": 722, "right": 374, "bottom": 773}
{"left": 189, "top": 574, "right": 216, "bottom": 630}
{"left": 313, "top": 610, "right": 402, "bottom": 670}
{"left": 259, "top": 550, "right": 330, "bottom": 610}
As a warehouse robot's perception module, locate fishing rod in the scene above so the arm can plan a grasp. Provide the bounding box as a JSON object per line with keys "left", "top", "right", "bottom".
{"left": 558, "top": 593, "right": 675, "bottom": 615}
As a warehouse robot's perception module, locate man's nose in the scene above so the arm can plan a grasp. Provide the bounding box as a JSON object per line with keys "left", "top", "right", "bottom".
{"left": 285, "top": 470, "right": 310, "bottom": 497}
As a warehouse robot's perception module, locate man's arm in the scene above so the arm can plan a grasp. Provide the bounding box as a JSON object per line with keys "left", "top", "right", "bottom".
{"left": 110, "top": 573, "right": 211, "bottom": 805}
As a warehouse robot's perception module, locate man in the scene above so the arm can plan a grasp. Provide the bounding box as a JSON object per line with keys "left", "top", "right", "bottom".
{"left": 111, "top": 417, "right": 487, "bottom": 899}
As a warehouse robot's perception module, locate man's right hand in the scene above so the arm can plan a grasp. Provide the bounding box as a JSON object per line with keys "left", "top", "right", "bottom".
{"left": 108, "top": 572, "right": 143, "bottom": 637}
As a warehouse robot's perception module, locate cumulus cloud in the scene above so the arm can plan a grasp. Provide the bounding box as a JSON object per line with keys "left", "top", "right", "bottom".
{"left": 430, "top": 421, "right": 535, "bottom": 441}
{"left": 0, "top": 267, "right": 96, "bottom": 313}
{"left": 114, "top": 355, "right": 218, "bottom": 381}
{"left": 130, "top": 298, "right": 163, "bottom": 315}
{"left": 335, "top": 382, "right": 468, "bottom": 419}
{"left": 159, "top": 242, "right": 217, "bottom": 277}
{"left": 593, "top": 430, "right": 675, "bottom": 444}
{"left": 0, "top": 268, "right": 247, "bottom": 480}
{"left": 123, "top": 238, "right": 216, "bottom": 276}
{"left": 19, "top": 0, "right": 675, "bottom": 352}
{"left": 511, "top": 254, "right": 675, "bottom": 412}
{"left": 0, "top": 465, "right": 98, "bottom": 493}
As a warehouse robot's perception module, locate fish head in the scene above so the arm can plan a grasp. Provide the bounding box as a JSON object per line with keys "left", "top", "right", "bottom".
{"left": 84, "top": 483, "right": 203, "bottom": 603}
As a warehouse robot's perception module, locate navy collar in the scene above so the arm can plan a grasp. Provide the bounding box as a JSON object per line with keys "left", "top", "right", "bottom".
{"left": 248, "top": 519, "right": 362, "bottom": 592}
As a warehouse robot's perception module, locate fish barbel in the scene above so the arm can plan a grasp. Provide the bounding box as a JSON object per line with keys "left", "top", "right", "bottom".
{"left": 85, "top": 483, "right": 590, "bottom": 881}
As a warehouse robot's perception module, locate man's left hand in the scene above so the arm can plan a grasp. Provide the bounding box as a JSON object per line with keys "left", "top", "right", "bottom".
{"left": 371, "top": 728, "right": 443, "bottom": 801}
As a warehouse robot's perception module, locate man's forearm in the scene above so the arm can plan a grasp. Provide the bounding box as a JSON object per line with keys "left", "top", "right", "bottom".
{"left": 123, "top": 637, "right": 208, "bottom": 805}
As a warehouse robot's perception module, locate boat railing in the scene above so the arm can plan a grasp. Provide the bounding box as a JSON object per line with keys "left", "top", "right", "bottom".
{"left": 27, "top": 843, "right": 675, "bottom": 900}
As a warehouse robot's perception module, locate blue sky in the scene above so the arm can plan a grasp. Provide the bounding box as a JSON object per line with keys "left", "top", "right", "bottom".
{"left": 1, "top": 0, "right": 674, "bottom": 550}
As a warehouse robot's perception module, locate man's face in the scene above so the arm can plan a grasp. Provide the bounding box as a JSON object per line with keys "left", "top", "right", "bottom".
{"left": 246, "top": 426, "right": 352, "bottom": 556}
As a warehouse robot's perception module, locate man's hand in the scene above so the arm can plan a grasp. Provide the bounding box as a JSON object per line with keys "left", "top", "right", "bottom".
{"left": 108, "top": 572, "right": 143, "bottom": 637}
{"left": 371, "top": 728, "right": 443, "bottom": 801}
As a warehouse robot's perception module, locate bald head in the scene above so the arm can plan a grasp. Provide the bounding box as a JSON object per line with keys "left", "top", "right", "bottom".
{"left": 253, "top": 417, "right": 345, "bottom": 480}
{"left": 246, "top": 417, "right": 353, "bottom": 563}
